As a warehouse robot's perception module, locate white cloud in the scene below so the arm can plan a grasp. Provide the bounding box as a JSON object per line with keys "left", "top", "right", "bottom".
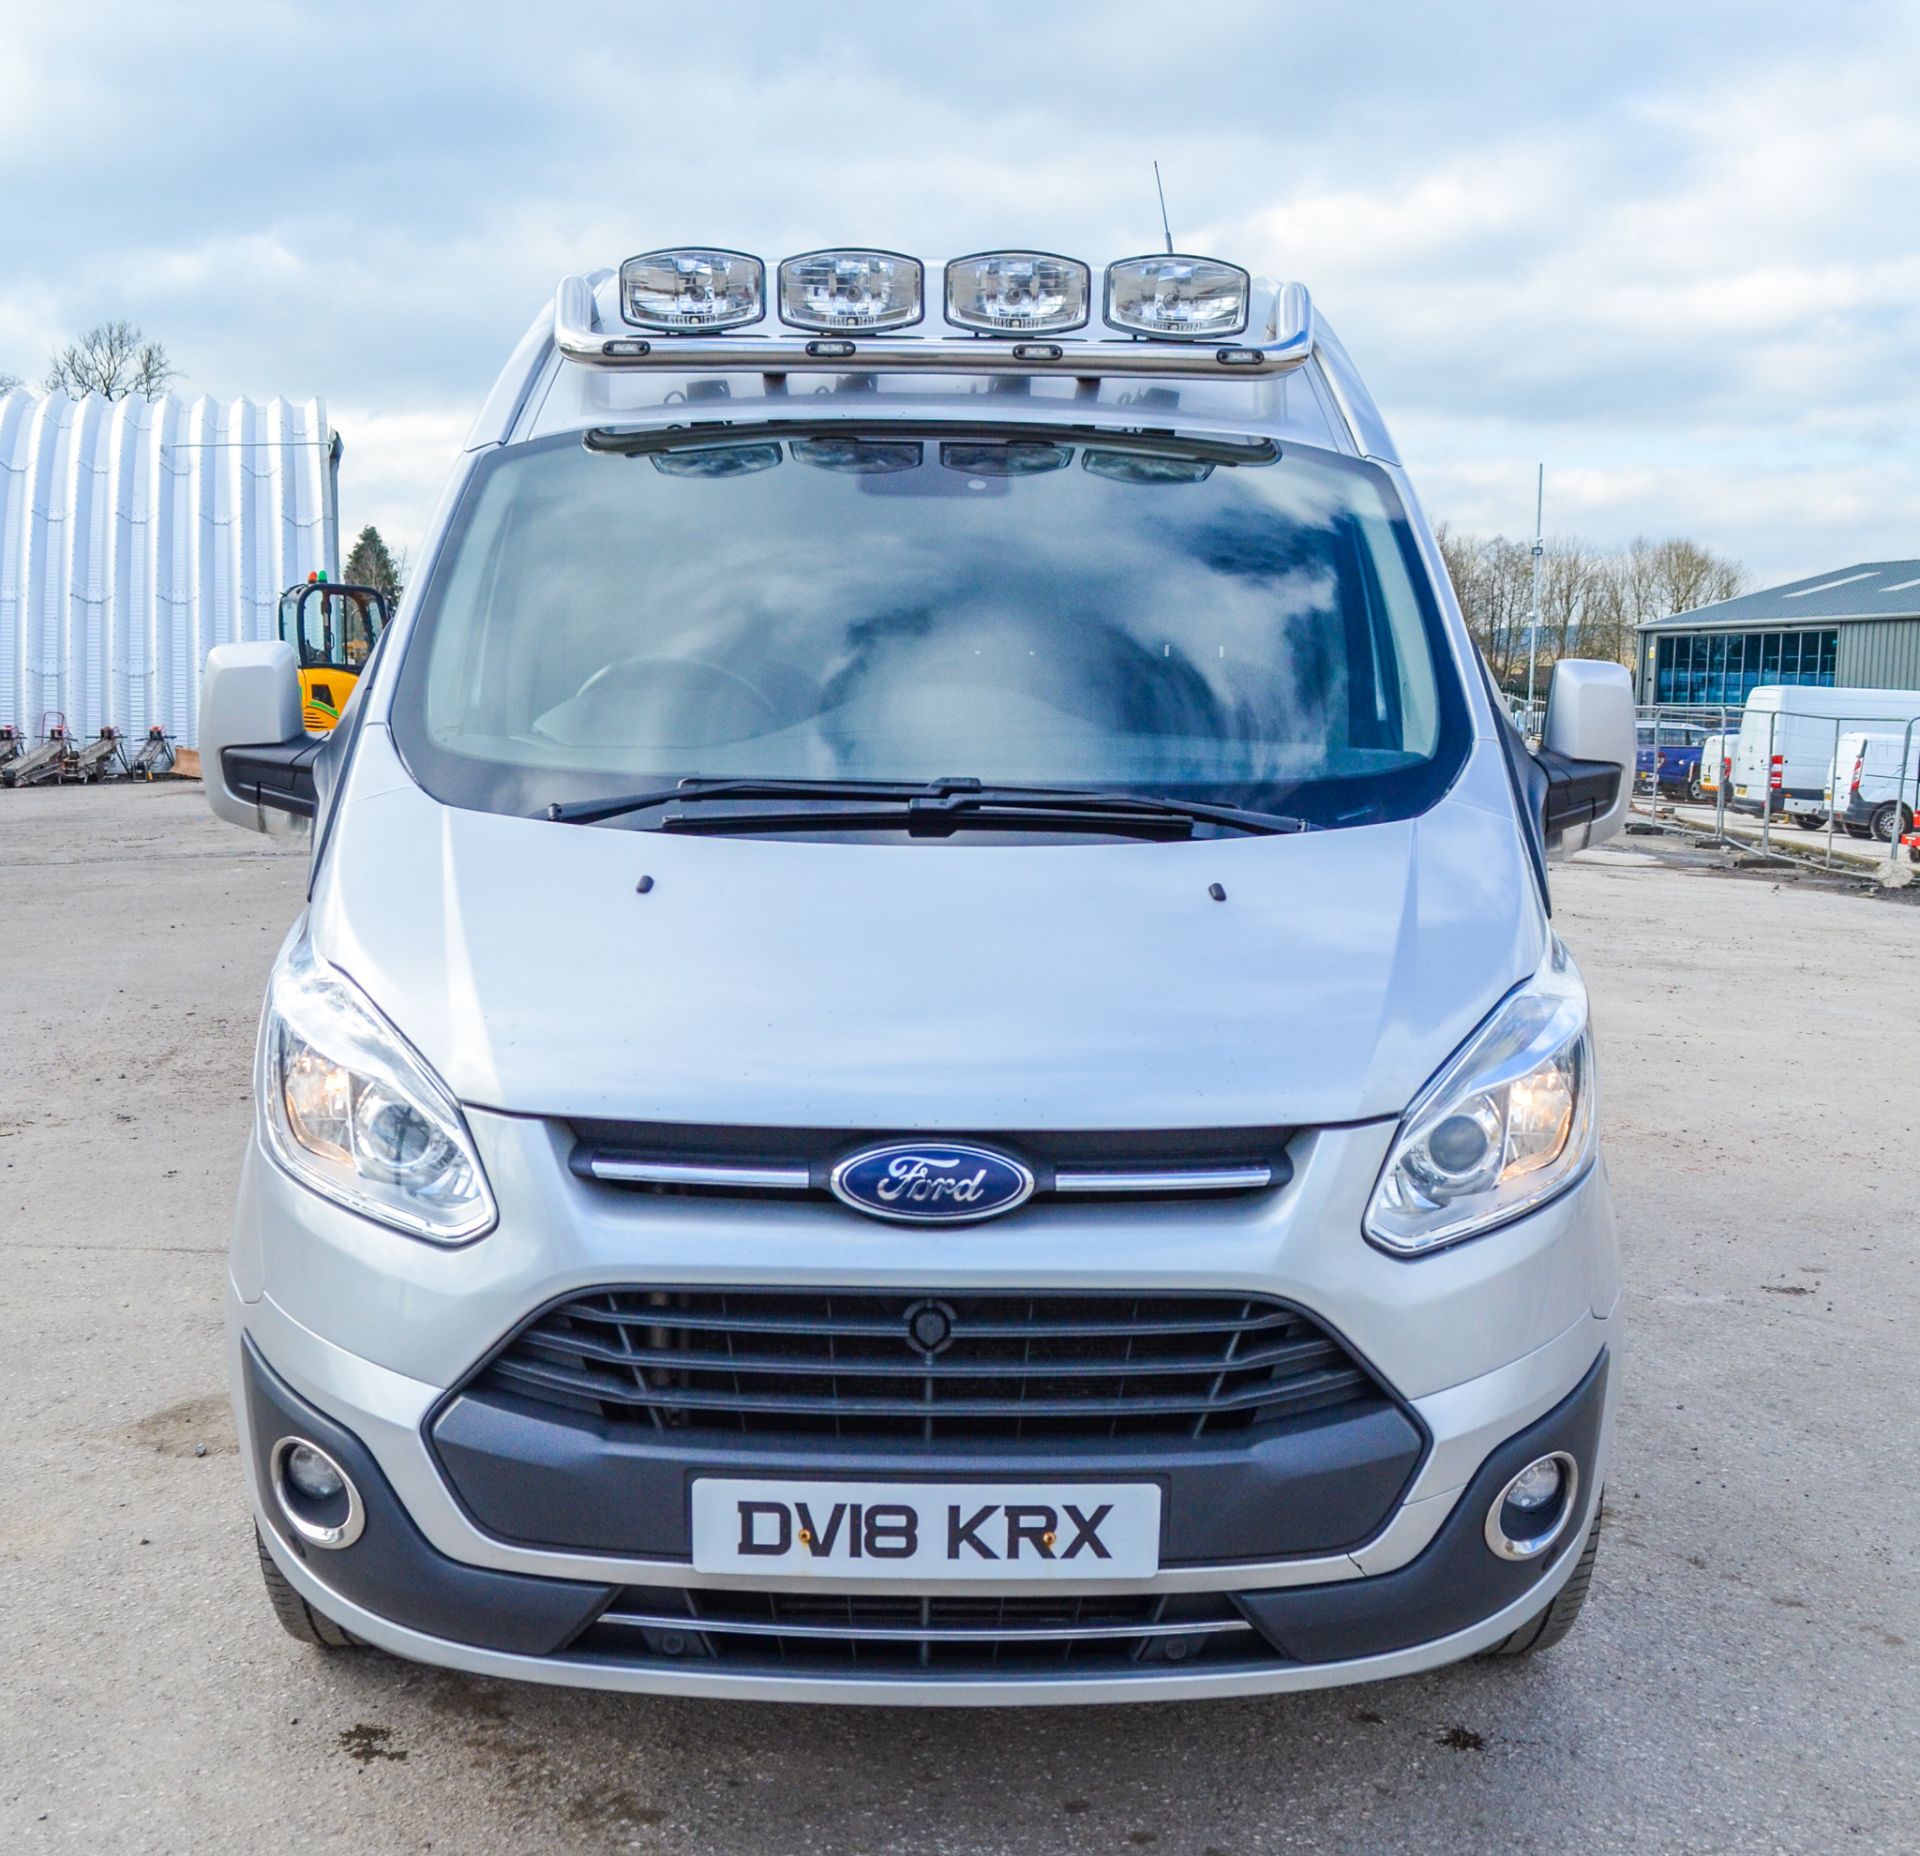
{"left": 3, "top": 1, "right": 1917, "bottom": 579}
{"left": 329, "top": 408, "right": 473, "bottom": 561}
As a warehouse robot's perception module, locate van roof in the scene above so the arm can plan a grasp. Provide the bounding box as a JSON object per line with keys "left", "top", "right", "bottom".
{"left": 1741, "top": 684, "right": 1920, "bottom": 715}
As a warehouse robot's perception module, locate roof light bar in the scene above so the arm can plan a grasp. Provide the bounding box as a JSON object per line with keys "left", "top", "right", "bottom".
{"left": 620, "top": 248, "right": 765, "bottom": 332}
{"left": 1103, "top": 255, "right": 1250, "bottom": 340}
{"left": 945, "top": 251, "right": 1091, "bottom": 335}
{"left": 778, "top": 249, "right": 923, "bottom": 332}
{"left": 557, "top": 272, "right": 1312, "bottom": 378}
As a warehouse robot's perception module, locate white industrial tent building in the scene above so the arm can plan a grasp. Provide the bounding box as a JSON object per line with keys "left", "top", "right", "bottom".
{"left": 0, "top": 390, "right": 339, "bottom": 748}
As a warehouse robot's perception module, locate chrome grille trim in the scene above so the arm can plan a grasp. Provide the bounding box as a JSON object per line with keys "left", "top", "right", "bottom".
{"left": 571, "top": 1125, "right": 1292, "bottom": 1207}
{"left": 1052, "top": 1165, "right": 1273, "bottom": 1194}
{"left": 593, "top": 1611, "right": 1252, "bottom": 1644}
{"left": 586, "top": 1158, "right": 811, "bottom": 1190}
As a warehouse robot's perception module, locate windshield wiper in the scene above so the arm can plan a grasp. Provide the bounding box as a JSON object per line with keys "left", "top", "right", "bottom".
{"left": 542, "top": 776, "right": 1309, "bottom": 838}
{"left": 583, "top": 421, "right": 1279, "bottom": 468}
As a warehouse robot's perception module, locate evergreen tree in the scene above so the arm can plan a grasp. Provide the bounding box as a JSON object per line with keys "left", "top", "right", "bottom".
{"left": 343, "top": 525, "right": 403, "bottom": 603}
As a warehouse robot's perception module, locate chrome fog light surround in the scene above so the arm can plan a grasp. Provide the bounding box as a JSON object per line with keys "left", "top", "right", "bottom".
{"left": 269, "top": 1435, "right": 365, "bottom": 1550}
{"left": 1484, "top": 1452, "right": 1579, "bottom": 1561}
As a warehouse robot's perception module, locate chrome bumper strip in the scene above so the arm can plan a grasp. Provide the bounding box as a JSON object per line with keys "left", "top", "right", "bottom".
{"left": 593, "top": 1610, "right": 1252, "bottom": 1645}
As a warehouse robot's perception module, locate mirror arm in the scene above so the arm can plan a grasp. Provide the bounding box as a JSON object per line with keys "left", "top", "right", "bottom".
{"left": 223, "top": 739, "right": 324, "bottom": 818}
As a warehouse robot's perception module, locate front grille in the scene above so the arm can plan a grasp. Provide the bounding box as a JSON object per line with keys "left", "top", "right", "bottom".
{"left": 568, "top": 1120, "right": 1292, "bottom": 1206}
{"left": 471, "top": 1286, "right": 1385, "bottom": 1442}
{"left": 568, "top": 1585, "right": 1281, "bottom": 1676}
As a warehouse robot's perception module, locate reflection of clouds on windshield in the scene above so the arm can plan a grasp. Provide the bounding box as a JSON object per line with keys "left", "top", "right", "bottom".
{"left": 461, "top": 439, "right": 1407, "bottom": 784}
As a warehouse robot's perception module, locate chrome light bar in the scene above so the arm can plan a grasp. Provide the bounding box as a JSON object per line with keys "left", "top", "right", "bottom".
{"left": 554, "top": 274, "right": 1315, "bottom": 379}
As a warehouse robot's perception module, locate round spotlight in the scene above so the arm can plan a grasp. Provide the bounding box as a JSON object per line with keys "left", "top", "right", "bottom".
{"left": 1484, "top": 1452, "right": 1578, "bottom": 1561}
{"left": 270, "top": 1436, "right": 365, "bottom": 1551}
{"left": 284, "top": 1441, "right": 346, "bottom": 1501}
{"left": 1505, "top": 1457, "right": 1563, "bottom": 1512}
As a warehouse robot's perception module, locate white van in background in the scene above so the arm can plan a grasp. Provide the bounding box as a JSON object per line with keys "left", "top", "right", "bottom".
{"left": 1729, "top": 685, "right": 1920, "bottom": 829}
{"left": 1698, "top": 732, "right": 1730, "bottom": 799}
{"left": 1824, "top": 729, "right": 1920, "bottom": 840}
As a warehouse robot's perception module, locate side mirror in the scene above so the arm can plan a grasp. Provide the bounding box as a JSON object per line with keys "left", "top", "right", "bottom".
{"left": 201, "top": 642, "right": 322, "bottom": 835}
{"left": 1537, "top": 660, "right": 1634, "bottom": 854}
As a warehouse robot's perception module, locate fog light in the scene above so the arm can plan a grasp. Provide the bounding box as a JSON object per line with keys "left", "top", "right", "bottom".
{"left": 285, "top": 1442, "right": 345, "bottom": 1501}
{"left": 1484, "top": 1452, "right": 1578, "bottom": 1561}
{"left": 1505, "top": 1457, "right": 1562, "bottom": 1512}
{"left": 270, "top": 1436, "right": 365, "bottom": 1551}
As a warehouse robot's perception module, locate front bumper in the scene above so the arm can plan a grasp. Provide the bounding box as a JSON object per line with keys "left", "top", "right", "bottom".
{"left": 231, "top": 1111, "right": 1621, "bottom": 1701}
{"left": 247, "top": 1334, "right": 1610, "bottom": 1703}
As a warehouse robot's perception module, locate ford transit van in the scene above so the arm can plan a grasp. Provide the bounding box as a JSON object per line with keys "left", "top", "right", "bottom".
{"left": 200, "top": 244, "right": 1634, "bottom": 1704}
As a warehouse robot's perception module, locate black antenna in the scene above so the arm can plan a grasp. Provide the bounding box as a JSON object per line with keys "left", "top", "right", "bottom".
{"left": 1153, "top": 161, "right": 1175, "bottom": 254}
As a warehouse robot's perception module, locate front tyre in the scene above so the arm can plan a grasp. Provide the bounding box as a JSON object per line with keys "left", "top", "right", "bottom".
{"left": 1478, "top": 1498, "right": 1603, "bottom": 1659}
{"left": 255, "top": 1526, "right": 359, "bottom": 1649}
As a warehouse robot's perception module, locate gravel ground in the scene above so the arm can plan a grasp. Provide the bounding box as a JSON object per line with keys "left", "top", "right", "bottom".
{"left": 1, "top": 783, "right": 1914, "bottom": 1855}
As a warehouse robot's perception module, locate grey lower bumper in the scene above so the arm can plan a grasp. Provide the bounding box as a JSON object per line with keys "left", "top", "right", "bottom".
{"left": 246, "top": 1336, "right": 1608, "bottom": 1701}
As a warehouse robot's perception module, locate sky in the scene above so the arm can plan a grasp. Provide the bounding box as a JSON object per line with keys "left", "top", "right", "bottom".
{"left": 2, "top": 0, "right": 1915, "bottom": 587}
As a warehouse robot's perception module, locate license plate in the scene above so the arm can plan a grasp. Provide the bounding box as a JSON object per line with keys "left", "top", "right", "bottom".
{"left": 1735, "top": 784, "right": 1750, "bottom": 797}
{"left": 691, "top": 1478, "right": 1162, "bottom": 1580}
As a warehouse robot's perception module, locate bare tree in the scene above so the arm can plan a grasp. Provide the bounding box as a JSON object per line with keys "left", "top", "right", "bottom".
{"left": 0, "top": 371, "right": 20, "bottom": 396}
{"left": 44, "top": 322, "right": 182, "bottom": 401}
{"left": 1437, "top": 524, "right": 1748, "bottom": 690}
{"left": 1644, "top": 536, "right": 1746, "bottom": 614}
{"left": 1541, "top": 537, "right": 1603, "bottom": 661}
{"left": 1436, "top": 524, "right": 1536, "bottom": 686}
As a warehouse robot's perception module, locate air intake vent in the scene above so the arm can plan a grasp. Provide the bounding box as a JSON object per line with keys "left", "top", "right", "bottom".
{"left": 472, "top": 1286, "right": 1383, "bottom": 1443}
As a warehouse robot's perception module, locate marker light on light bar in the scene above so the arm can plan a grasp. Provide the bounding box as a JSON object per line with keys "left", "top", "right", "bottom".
{"left": 945, "top": 251, "right": 1091, "bottom": 335}
{"left": 1104, "top": 255, "right": 1251, "bottom": 340}
{"left": 778, "top": 249, "right": 923, "bottom": 332}
{"left": 620, "top": 249, "right": 765, "bottom": 332}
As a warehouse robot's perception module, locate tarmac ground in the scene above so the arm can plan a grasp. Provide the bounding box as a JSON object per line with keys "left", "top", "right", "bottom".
{"left": 1, "top": 782, "right": 1914, "bottom": 1855}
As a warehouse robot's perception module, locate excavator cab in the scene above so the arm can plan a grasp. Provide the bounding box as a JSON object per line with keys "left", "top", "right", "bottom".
{"left": 277, "top": 575, "right": 389, "bottom": 732}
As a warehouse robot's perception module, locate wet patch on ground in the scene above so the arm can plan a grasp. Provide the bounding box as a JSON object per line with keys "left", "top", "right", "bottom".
{"left": 120, "top": 1393, "right": 235, "bottom": 1457}
{"left": 339, "top": 1723, "right": 409, "bottom": 1764}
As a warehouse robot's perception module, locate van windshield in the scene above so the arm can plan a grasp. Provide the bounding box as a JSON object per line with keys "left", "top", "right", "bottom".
{"left": 388, "top": 423, "right": 1470, "bottom": 829}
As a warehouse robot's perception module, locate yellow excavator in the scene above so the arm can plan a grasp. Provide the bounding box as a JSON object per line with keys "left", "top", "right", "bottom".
{"left": 277, "top": 573, "right": 389, "bottom": 732}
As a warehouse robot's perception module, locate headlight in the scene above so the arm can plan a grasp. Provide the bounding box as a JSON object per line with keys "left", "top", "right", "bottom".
{"left": 1365, "top": 941, "right": 1596, "bottom": 1256}
{"left": 261, "top": 930, "right": 495, "bottom": 1242}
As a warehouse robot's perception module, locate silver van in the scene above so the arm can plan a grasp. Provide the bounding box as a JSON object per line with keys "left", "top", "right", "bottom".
{"left": 201, "top": 244, "right": 1634, "bottom": 1704}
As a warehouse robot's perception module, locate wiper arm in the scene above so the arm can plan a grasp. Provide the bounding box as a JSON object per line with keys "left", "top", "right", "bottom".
{"left": 660, "top": 801, "right": 1197, "bottom": 841}
{"left": 914, "top": 786, "right": 1311, "bottom": 837}
{"left": 544, "top": 776, "right": 987, "bottom": 826}
{"left": 584, "top": 420, "right": 1279, "bottom": 468}
{"left": 543, "top": 777, "right": 1309, "bottom": 837}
